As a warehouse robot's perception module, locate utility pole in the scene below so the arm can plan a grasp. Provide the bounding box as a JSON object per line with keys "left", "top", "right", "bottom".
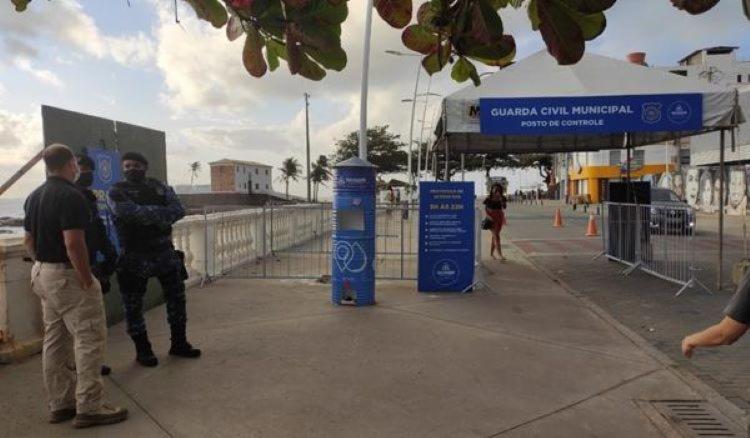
{"left": 305, "top": 92, "right": 311, "bottom": 203}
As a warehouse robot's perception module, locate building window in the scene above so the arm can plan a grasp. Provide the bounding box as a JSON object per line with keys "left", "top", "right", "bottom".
{"left": 609, "top": 150, "right": 620, "bottom": 166}
{"left": 632, "top": 150, "right": 645, "bottom": 167}
{"left": 680, "top": 148, "right": 691, "bottom": 166}
{"left": 255, "top": 183, "right": 259, "bottom": 190}
{"left": 265, "top": 169, "right": 269, "bottom": 175}
{"left": 255, "top": 168, "right": 259, "bottom": 175}
{"left": 265, "top": 184, "right": 268, "bottom": 189}
{"left": 739, "top": 74, "right": 743, "bottom": 83}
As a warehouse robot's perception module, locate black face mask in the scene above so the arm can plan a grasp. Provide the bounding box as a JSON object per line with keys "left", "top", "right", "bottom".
{"left": 76, "top": 171, "right": 94, "bottom": 188}
{"left": 124, "top": 169, "right": 146, "bottom": 184}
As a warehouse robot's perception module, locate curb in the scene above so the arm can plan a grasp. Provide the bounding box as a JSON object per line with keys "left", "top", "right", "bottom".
{"left": 507, "top": 240, "right": 749, "bottom": 432}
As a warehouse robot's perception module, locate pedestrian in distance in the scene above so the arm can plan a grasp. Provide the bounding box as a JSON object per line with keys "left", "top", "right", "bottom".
{"left": 484, "top": 183, "right": 508, "bottom": 261}
{"left": 108, "top": 152, "right": 200, "bottom": 368}
{"left": 682, "top": 269, "right": 750, "bottom": 358}
{"left": 75, "top": 154, "right": 118, "bottom": 377}
{"left": 24, "top": 144, "right": 128, "bottom": 428}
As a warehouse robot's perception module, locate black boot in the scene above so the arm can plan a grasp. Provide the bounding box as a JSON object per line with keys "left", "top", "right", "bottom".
{"left": 168, "top": 326, "right": 201, "bottom": 358}
{"left": 132, "top": 333, "right": 158, "bottom": 367}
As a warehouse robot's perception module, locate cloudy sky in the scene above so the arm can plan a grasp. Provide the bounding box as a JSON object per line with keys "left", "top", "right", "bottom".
{"left": 0, "top": 0, "right": 748, "bottom": 201}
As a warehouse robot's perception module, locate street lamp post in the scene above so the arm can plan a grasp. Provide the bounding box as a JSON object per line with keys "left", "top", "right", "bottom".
{"left": 360, "top": 0, "right": 375, "bottom": 160}
{"left": 386, "top": 50, "right": 422, "bottom": 199}
{"left": 402, "top": 91, "right": 441, "bottom": 190}
{"left": 304, "top": 92, "right": 311, "bottom": 202}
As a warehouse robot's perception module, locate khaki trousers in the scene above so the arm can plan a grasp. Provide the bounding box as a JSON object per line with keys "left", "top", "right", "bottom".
{"left": 30, "top": 262, "right": 106, "bottom": 414}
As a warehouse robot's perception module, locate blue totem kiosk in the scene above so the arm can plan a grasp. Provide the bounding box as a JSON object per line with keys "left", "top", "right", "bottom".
{"left": 332, "top": 157, "right": 377, "bottom": 306}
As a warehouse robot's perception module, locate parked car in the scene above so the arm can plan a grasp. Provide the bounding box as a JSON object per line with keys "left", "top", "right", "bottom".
{"left": 650, "top": 188, "right": 695, "bottom": 235}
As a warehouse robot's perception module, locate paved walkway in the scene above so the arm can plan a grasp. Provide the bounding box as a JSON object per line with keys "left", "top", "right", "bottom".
{"left": 0, "top": 227, "right": 745, "bottom": 436}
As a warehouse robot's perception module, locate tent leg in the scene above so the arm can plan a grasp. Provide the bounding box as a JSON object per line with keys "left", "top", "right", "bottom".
{"left": 718, "top": 129, "right": 725, "bottom": 291}
{"left": 444, "top": 140, "right": 449, "bottom": 181}
{"left": 461, "top": 153, "right": 466, "bottom": 182}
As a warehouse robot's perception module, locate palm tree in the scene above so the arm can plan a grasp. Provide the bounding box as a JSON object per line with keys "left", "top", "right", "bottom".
{"left": 278, "top": 157, "right": 301, "bottom": 200}
{"left": 189, "top": 161, "right": 201, "bottom": 186}
{"left": 310, "top": 155, "right": 331, "bottom": 202}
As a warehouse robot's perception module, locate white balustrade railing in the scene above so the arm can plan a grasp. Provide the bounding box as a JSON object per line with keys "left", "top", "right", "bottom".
{"left": 0, "top": 203, "right": 330, "bottom": 362}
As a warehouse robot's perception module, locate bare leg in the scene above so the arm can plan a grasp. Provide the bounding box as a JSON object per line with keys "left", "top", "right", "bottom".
{"left": 497, "top": 232, "right": 506, "bottom": 261}
{"left": 490, "top": 237, "right": 497, "bottom": 259}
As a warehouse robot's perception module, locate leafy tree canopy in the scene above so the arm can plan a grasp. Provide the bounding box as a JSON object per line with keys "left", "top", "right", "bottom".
{"left": 9, "top": 0, "right": 736, "bottom": 84}
{"left": 331, "top": 125, "right": 408, "bottom": 174}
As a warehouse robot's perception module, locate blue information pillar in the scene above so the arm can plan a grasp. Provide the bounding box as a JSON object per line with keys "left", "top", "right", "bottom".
{"left": 332, "top": 157, "right": 377, "bottom": 306}
{"left": 418, "top": 182, "right": 475, "bottom": 292}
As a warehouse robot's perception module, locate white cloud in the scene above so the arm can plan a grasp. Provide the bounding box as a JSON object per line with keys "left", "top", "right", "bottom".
{"left": 0, "top": 109, "right": 44, "bottom": 198}
{"left": 13, "top": 58, "right": 64, "bottom": 89}
{"left": 0, "top": 0, "right": 156, "bottom": 68}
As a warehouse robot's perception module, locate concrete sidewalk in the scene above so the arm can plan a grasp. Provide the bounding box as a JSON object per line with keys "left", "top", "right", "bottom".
{"left": 0, "top": 245, "right": 744, "bottom": 436}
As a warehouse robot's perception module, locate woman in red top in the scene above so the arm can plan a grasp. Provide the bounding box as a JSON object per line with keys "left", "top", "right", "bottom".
{"left": 484, "top": 184, "right": 507, "bottom": 260}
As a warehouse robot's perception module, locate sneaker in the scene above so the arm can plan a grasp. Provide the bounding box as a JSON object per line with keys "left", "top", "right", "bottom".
{"left": 49, "top": 407, "right": 76, "bottom": 424}
{"left": 72, "top": 405, "right": 128, "bottom": 429}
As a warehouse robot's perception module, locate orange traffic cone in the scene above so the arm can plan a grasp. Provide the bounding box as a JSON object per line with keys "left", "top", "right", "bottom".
{"left": 553, "top": 208, "right": 564, "bottom": 228}
{"left": 585, "top": 214, "right": 599, "bottom": 237}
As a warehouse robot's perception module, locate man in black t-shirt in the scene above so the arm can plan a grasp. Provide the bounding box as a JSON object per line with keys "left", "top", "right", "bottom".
{"left": 24, "top": 144, "right": 127, "bottom": 428}
{"left": 682, "top": 269, "right": 750, "bottom": 358}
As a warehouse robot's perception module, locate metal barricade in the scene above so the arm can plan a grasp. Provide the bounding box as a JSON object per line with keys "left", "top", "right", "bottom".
{"left": 198, "top": 203, "right": 420, "bottom": 281}
{"left": 603, "top": 202, "right": 710, "bottom": 296}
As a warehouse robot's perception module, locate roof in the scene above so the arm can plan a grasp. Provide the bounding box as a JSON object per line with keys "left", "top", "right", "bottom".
{"left": 678, "top": 46, "right": 739, "bottom": 64}
{"left": 209, "top": 159, "right": 272, "bottom": 168}
{"left": 436, "top": 50, "right": 743, "bottom": 155}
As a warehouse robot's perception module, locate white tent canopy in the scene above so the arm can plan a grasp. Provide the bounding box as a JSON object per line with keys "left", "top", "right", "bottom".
{"left": 435, "top": 50, "right": 743, "bottom": 155}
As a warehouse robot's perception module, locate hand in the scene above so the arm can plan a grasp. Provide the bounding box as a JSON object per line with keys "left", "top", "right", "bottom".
{"left": 80, "top": 275, "right": 95, "bottom": 290}
{"left": 681, "top": 337, "right": 695, "bottom": 358}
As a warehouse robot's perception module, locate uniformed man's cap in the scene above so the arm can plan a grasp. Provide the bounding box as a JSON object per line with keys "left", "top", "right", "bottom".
{"left": 122, "top": 152, "right": 149, "bottom": 167}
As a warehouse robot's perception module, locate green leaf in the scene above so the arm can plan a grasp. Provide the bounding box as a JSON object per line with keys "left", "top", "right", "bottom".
{"left": 304, "top": 45, "right": 347, "bottom": 71}
{"left": 243, "top": 26, "right": 267, "bottom": 77}
{"left": 670, "top": 0, "right": 720, "bottom": 14}
{"left": 286, "top": 32, "right": 304, "bottom": 74}
{"left": 536, "top": 0, "right": 584, "bottom": 65}
{"left": 416, "top": 2, "right": 440, "bottom": 30}
{"left": 469, "top": 0, "right": 505, "bottom": 45}
{"left": 375, "top": 0, "right": 413, "bottom": 29}
{"left": 469, "top": 66, "right": 481, "bottom": 86}
{"left": 11, "top": 0, "right": 30, "bottom": 12}
{"left": 402, "top": 24, "right": 438, "bottom": 54}
{"left": 266, "top": 41, "right": 281, "bottom": 71}
{"left": 226, "top": 14, "right": 245, "bottom": 41}
{"left": 465, "top": 34, "right": 516, "bottom": 66}
{"left": 451, "top": 56, "right": 475, "bottom": 82}
{"left": 298, "top": 55, "right": 327, "bottom": 80}
{"left": 282, "top": 0, "right": 311, "bottom": 8}
{"left": 487, "top": 0, "right": 510, "bottom": 8}
{"left": 182, "top": 0, "right": 228, "bottom": 28}
{"left": 421, "top": 43, "right": 450, "bottom": 75}
{"left": 296, "top": 23, "right": 341, "bottom": 50}
{"left": 528, "top": 0, "right": 540, "bottom": 30}
{"left": 556, "top": 1, "right": 605, "bottom": 40}
{"left": 296, "top": 0, "right": 348, "bottom": 25}
{"left": 564, "top": 0, "right": 616, "bottom": 14}
{"left": 268, "top": 38, "right": 288, "bottom": 60}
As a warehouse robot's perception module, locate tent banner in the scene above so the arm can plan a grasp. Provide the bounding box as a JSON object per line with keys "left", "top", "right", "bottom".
{"left": 480, "top": 94, "right": 702, "bottom": 135}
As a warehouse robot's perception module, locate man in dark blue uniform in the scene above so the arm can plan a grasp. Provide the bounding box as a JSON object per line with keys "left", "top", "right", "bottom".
{"left": 76, "top": 154, "right": 118, "bottom": 376}
{"left": 108, "top": 152, "right": 200, "bottom": 367}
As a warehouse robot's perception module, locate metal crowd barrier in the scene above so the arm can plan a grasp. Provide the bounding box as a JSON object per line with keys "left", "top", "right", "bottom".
{"left": 603, "top": 202, "right": 711, "bottom": 296}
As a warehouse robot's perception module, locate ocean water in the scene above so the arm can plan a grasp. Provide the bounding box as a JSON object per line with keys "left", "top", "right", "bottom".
{"left": 0, "top": 198, "right": 25, "bottom": 236}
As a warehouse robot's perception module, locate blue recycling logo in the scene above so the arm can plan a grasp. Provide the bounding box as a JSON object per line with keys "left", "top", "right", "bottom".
{"left": 668, "top": 101, "right": 692, "bottom": 124}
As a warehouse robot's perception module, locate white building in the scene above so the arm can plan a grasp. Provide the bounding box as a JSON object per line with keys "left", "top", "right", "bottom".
{"left": 554, "top": 47, "right": 749, "bottom": 203}
{"left": 209, "top": 159, "right": 274, "bottom": 195}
